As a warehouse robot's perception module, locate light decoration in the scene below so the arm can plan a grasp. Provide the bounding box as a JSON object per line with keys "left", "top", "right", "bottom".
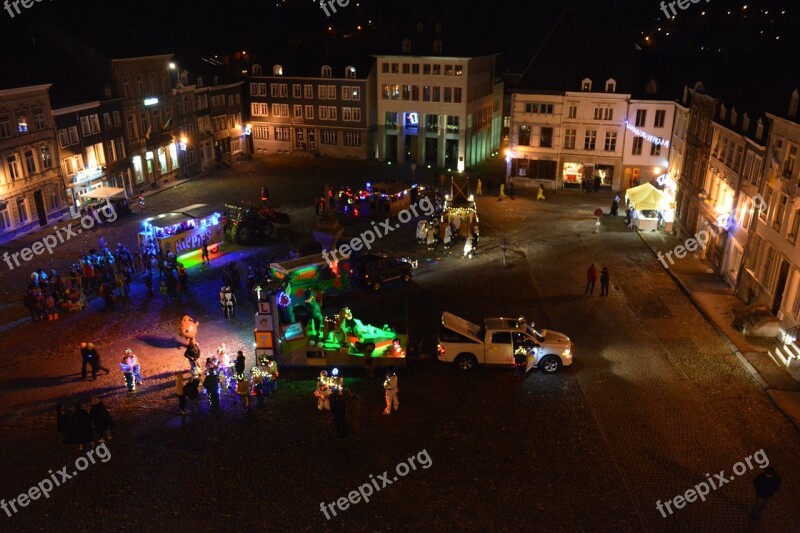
{"left": 277, "top": 290, "right": 290, "bottom": 308}
{"left": 144, "top": 97, "right": 159, "bottom": 106}
{"left": 624, "top": 120, "right": 670, "bottom": 148}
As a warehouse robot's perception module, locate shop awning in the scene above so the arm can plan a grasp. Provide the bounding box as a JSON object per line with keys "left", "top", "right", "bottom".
{"left": 79, "top": 187, "right": 127, "bottom": 200}
{"left": 625, "top": 183, "right": 667, "bottom": 211}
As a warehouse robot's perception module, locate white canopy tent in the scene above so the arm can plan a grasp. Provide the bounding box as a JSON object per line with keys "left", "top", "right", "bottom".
{"left": 79, "top": 187, "right": 127, "bottom": 200}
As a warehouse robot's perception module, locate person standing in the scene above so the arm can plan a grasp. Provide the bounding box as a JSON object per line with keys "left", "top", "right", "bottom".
{"left": 383, "top": 369, "right": 399, "bottom": 415}
{"left": 585, "top": 264, "right": 598, "bottom": 296}
{"left": 471, "top": 227, "right": 479, "bottom": 254}
{"left": 463, "top": 234, "right": 474, "bottom": 259}
{"left": 87, "top": 343, "right": 110, "bottom": 380}
{"left": 752, "top": 467, "right": 781, "bottom": 521}
{"left": 537, "top": 184, "right": 546, "bottom": 201}
{"left": 331, "top": 389, "right": 347, "bottom": 439}
{"left": 426, "top": 223, "right": 436, "bottom": 250}
{"left": 80, "top": 342, "right": 91, "bottom": 379}
{"left": 610, "top": 195, "right": 619, "bottom": 217}
{"left": 315, "top": 370, "right": 331, "bottom": 411}
{"left": 184, "top": 373, "right": 201, "bottom": 418}
{"left": 176, "top": 373, "right": 187, "bottom": 415}
{"left": 90, "top": 397, "right": 114, "bottom": 443}
{"left": 600, "top": 267, "right": 610, "bottom": 296}
{"left": 120, "top": 355, "right": 136, "bottom": 392}
{"left": 475, "top": 178, "right": 482, "bottom": 196}
{"left": 127, "top": 349, "right": 143, "bottom": 385}
{"left": 185, "top": 339, "right": 201, "bottom": 373}
{"left": 346, "top": 390, "right": 362, "bottom": 440}
{"left": 514, "top": 343, "right": 528, "bottom": 377}
{"left": 201, "top": 237, "right": 210, "bottom": 264}
{"left": 498, "top": 183, "right": 505, "bottom": 201}
{"left": 203, "top": 369, "right": 221, "bottom": 413}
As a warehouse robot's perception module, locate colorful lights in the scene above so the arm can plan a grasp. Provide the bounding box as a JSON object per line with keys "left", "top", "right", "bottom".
{"left": 625, "top": 120, "right": 670, "bottom": 148}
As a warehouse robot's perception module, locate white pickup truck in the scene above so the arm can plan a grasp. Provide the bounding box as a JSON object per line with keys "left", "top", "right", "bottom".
{"left": 437, "top": 312, "right": 573, "bottom": 373}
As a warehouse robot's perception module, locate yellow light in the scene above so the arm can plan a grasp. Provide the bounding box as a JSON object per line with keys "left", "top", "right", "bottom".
{"left": 180, "top": 136, "right": 188, "bottom": 144}
{"left": 504, "top": 149, "right": 510, "bottom": 157}
{"left": 653, "top": 167, "right": 663, "bottom": 175}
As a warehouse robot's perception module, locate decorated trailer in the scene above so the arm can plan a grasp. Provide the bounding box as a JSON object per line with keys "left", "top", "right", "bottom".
{"left": 252, "top": 254, "right": 407, "bottom": 367}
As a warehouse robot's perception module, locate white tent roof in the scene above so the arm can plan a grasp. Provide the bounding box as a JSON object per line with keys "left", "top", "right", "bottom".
{"left": 79, "top": 187, "right": 127, "bottom": 200}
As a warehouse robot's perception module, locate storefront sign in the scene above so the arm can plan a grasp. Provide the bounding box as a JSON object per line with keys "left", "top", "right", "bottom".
{"left": 625, "top": 121, "right": 670, "bottom": 148}
{"left": 171, "top": 225, "right": 223, "bottom": 254}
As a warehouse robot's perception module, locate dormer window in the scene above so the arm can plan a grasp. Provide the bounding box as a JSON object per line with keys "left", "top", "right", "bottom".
{"left": 756, "top": 118, "right": 764, "bottom": 139}
{"left": 581, "top": 78, "right": 592, "bottom": 91}
{"left": 273, "top": 64, "right": 283, "bottom": 76}
{"left": 252, "top": 64, "right": 262, "bottom": 76}
{"left": 321, "top": 65, "right": 332, "bottom": 78}
{"left": 605, "top": 78, "right": 616, "bottom": 93}
{"left": 790, "top": 89, "right": 799, "bottom": 118}
{"left": 345, "top": 66, "right": 356, "bottom": 78}
{"left": 402, "top": 38, "right": 412, "bottom": 54}
{"left": 432, "top": 39, "right": 442, "bottom": 54}
{"left": 730, "top": 108, "right": 738, "bottom": 126}
{"left": 742, "top": 112, "right": 750, "bottom": 132}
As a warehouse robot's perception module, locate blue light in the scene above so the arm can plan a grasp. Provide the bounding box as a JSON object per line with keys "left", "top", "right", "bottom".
{"left": 332, "top": 367, "right": 339, "bottom": 376}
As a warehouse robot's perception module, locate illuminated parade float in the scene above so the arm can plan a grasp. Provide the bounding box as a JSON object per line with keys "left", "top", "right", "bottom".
{"left": 138, "top": 204, "right": 224, "bottom": 265}
{"left": 329, "top": 180, "right": 415, "bottom": 219}
{"left": 253, "top": 254, "right": 408, "bottom": 367}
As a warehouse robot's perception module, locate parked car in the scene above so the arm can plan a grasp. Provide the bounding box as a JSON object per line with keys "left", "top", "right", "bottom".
{"left": 437, "top": 312, "right": 573, "bottom": 373}
{"left": 350, "top": 252, "right": 414, "bottom": 291}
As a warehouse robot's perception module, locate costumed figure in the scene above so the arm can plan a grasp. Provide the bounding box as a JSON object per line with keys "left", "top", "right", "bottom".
{"left": 443, "top": 224, "right": 452, "bottom": 249}
{"left": 219, "top": 285, "right": 236, "bottom": 318}
{"left": 329, "top": 368, "right": 344, "bottom": 394}
{"left": 126, "top": 349, "right": 143, "bottom": 385}
{"left": 184, "top": 338, "right": 201, "bottom": 373}
{"left": 265, "top": 355, "right": 278, "bottom": 394}
{"left": 179, "top": 315, "right": 200, "bottom": 341}
{"left": 463, "top": 234, "right": 474, "bottom": 258}
{"left": 252, "top": 367, "right": 265, "bottom": 406}
{"left": 315, "top": 370, "right": 331, "bottom": 410}
{"left": 120, "top": 355, "right": 135, "bottom": 392}
{"left": 383, "top": 369, "right": 399, "bottom": 415}
{"left": 416, "top": 220, "right": 428, "bottom": 244}
{"left": 426, "top": 222, "right": 436, "bottom": 250}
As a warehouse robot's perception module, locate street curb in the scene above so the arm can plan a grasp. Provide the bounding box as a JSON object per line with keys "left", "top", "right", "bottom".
{"left": 635, "top": 232, "right": 800, "bottom": 434}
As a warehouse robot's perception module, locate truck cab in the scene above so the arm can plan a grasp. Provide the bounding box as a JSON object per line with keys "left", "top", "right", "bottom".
{"left": 437, "top": 312, "right": 573, "bottom": 373}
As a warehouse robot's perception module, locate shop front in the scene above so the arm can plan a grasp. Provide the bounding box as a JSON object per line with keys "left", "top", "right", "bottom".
{"left": 561, "top": 161, "right": 617, "bottom": 190}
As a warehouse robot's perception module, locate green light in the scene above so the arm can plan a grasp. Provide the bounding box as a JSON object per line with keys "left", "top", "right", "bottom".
{"left": 177, "top": 249, "right": 203, "bottom": 269}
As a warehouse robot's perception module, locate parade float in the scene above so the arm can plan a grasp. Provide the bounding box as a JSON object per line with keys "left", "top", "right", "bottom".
{"left": 329, "top": 181, "right": 415, "bottom": 219}
{"left": 442, "top": 175, "right": 479, "bottom": 238}
{"left": 138, "top": 204, "right": 224, "bottom": 265}
{"left": 252, "top": 253, "right": 408, "bottom": 367}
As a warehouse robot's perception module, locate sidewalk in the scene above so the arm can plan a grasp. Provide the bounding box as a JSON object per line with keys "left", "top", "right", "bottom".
{"left": 638, "top": 229, "right": 800, "bottom": 431}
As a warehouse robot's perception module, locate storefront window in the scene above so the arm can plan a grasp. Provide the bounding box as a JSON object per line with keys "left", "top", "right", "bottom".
{"left": 0, "top": 202, "right": 10, "bottom": 232}
{"left": 158, "top": 147, "right": 167, "bottom": 174}
{"left": 146, "top": 151, "right": 155, "bottom": 177}
{"left": 562, "top": 162, "right": 584, "bottom": 184}
{"left": 169, "top": 143, "right": 179, "bottom": 170}
{"left": 133, "top": 155, "right": 144, "bottom": 183}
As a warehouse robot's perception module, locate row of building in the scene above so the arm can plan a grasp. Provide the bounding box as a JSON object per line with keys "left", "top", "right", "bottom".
{"left": 0, "top": 54, "right": 248, "bottom": 242}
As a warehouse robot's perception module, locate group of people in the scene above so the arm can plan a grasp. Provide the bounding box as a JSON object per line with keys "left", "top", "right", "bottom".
{"left": 585, "top": 263, "right": 611, "bottom": 296}
{"left": 180, "top": 340, "right": 279, "bottom": 415}
{"left": 314, "top": 368, "right": 366, "bottom": 440}
{"left": 57, "top": 397, "right": 115, "bottom": 451}
{"left": 416, "top": 217, "right": 480, "bottom": 258}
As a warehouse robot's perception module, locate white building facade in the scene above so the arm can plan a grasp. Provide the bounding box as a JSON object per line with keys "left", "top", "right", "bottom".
{"left": 374, "top": 54, "right": 501, "bottom": 170}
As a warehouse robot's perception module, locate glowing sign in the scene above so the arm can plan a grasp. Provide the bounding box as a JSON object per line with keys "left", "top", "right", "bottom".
{"left": 625, "top": 120, "right": 670, "bottom": 148}
{"left": 144, "top": 98, "right": 159, "bottom": 106}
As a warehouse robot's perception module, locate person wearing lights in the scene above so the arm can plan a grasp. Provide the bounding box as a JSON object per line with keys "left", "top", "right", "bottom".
{"left": 383, "top": 369, "right": 399, "bottom": 415}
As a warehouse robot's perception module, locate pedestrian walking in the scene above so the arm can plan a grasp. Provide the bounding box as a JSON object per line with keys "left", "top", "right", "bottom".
{"left": 537, "top": 184, "right": 546, "bottom": 201}
{"left": 346, "top": 390, "right": 362, "bottom": 440}
{"left": 471, "top": 227, "right": 479, "bottom": 254}
{"left": 127, "top": 349, "right": 143, "bottom": 385}
{"left": 600, "top": 267, "right": 610, "bottom": 296}
{"left": 331, "top": 389, "right": 347, "bottom": 439}
{"left": 752, "top": 466, "right": 781, "bottom": 521}
{"left": 383, "top": 369, "right": 399, "bottom": 415}
{"left": 185, "top": 373, "right": 201, "bottom": 417}
{"left": 593, "top": 174, "right": 601, "bottom": 192}
{"left": 498, "top": 183, "right": 505, "bottom": 201}
{"left": 138, "top": 194, "right": 145, "bottom": 212}
{"left": 610, "top": 194, "right": 619, "bottom": 217}
{"left": 176, "top": 372, "right": 187, "bottom": 415}
{"left": 585, "top": 264, "right": 597, "bottom": 296}
{"left": 475, "top": 178, "right": 483, "bottom": 196}
{"left": 90, "top": 397, "right": 114, "bottom": 443}
{"left": 87, "top": 343, "right": 110, "bottom": 380}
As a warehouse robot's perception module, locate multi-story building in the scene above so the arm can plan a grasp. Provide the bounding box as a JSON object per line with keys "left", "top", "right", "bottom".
{"left": 248, "top": 62, "right": 376, "bottom": 159}
{"left": 744, "top": 90, "right": 800, "bottom": 325}
{"left": 664, "top": 100, "right": 690, "bottom": 221}
{"left": 111, "top": 55, "right": 181, "bottom": 193}
{"left": 53, "top": 95, "right": 129, "bottom": 213}
{"left": 0, "top": 84, "right": 68, "bottom": 242}
{"left": 675, "top": 83, "right": 717, "bottom": 240}
{"left": 174, "top": 70, "right": 245, "bottom": 174}
{"left": 375, "top": 44, "right": 502, "bottom": 169}
{"left": 622, "top": 98, "right": 675, "bottom": 190}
